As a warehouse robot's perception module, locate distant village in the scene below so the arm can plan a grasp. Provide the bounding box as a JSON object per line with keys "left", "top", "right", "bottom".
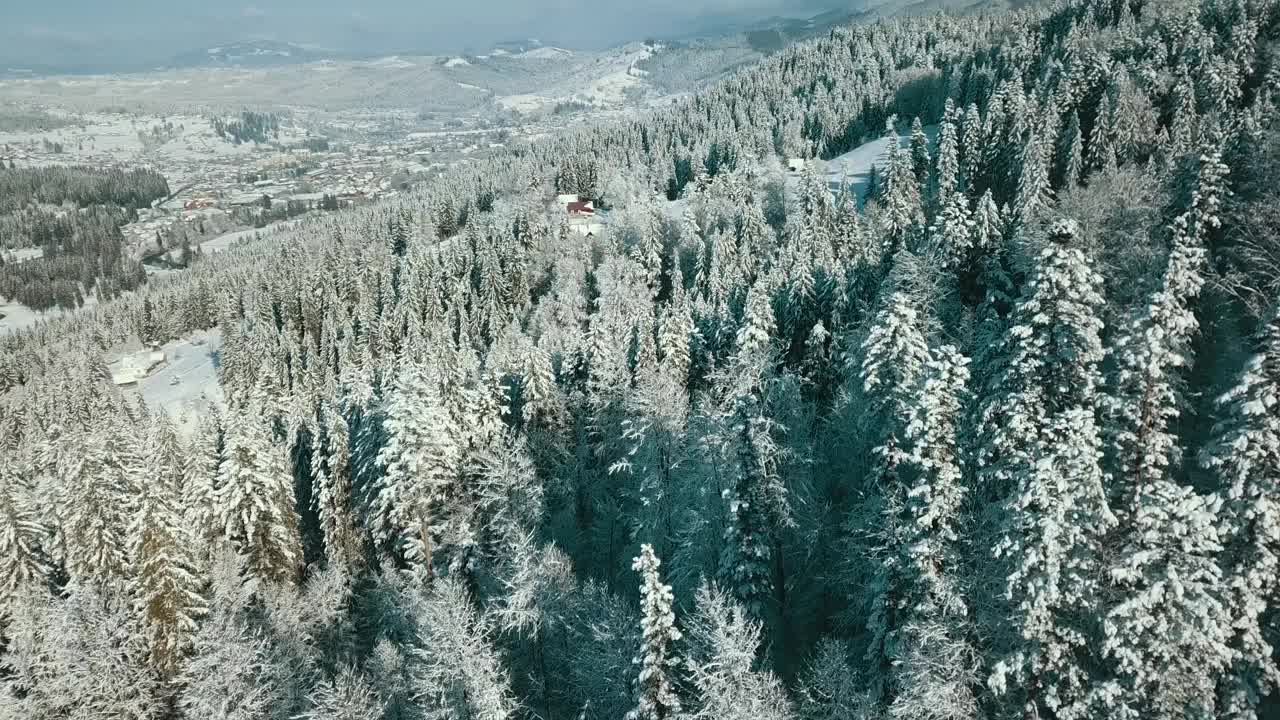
{"left": 0, "top": 108, "right": 565, "bottom": 266}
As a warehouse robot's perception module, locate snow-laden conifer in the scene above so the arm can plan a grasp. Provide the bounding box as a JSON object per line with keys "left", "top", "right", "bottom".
{"left": 685, "top": 583, "right": 793, "bottom": 720}
{"left": 413, "top": 578, "right": 519, "bottom": 720}
{"left": 627, "top": 544, "right": 683, "bottom": 720}
{"left": 1204, "top": 306, "right": 1280, "bottom": 720}
{"left": 983, "top": 220, "right": 1115, "bottom": 720}
{"left": 127, "top": 414, "right": 207, "bottom": 677}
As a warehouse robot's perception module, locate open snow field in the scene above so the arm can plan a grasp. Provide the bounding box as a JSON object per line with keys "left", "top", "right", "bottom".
{"left": 125, "top": 328, "right": 224, "bottom": 438}
{"left": 194, "top": 218, "right": 302, "bottom": 255}
{"left": 0, "top": 296, "right": 97, "bottom": 336}
{"left": 791, "top": 125, "right": 939, "bottom": 201}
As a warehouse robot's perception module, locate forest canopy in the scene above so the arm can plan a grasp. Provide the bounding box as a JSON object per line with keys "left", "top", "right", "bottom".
{"left": 1, "top": 1, "right": 1280, "bottom": 720}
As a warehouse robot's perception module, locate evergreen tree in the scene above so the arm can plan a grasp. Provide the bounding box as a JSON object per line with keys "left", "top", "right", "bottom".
{"left": 374, "top": 361, "right": 462, "bottom": 575}
{"left": 936, "top": 106, "right": 961, "bottom": 207}
{"left": 685, "top": 583, "right": 793, "bottom": 720}
{"left": 127, "top": 415, "right": 206, "bottom": 677}
{"left": 0, "top": 458, "right": 47, "bottom": 607}
{"left": 301, "top": 667, "right": 386, "bottom": 720}
{"left": 885, "top": 345, "right": 979, "bottom": 720}
{"left": 1204, "top": 307, "right": 1280, "bottom": 720}
{"left": 716, "top": 281, "right": 789, "bottom": 620}
{"left": 983, "top": 220, "right": 1115, "bottom": 720}
{"left": 61, "top": 426, "right": 131, "bottom": 585}
{"left": 878, "top": 117, "right": 925, "bottom": 251}
{"left": 0, "top": 584, "right": 160, "bottom": 720}
{"left": 1057, "top": 110, "right": 1084, "bottom": 189}
{"left": 216, "top": 405, "right": 302, "bottom": 586}
{"left": 414, "top": 578, "right": 518, "bottom": 720}
{"left": 627, "top": 545, "right": 683, "bottom": 720}
{"left": 909, "top": 117, "right": 931, "bottom": 190}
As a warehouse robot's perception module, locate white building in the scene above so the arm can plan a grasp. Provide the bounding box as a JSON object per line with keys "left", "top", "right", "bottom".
{"left": 568, "top": 215, "right": 605, "bottom": 238}
{"left": 111, "top": 349, "right": 166, "bottom": 386}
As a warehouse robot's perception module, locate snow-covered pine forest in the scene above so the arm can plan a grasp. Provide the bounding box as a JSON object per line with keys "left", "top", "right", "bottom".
{"left": 3, "top": 1, "right": 1280, "bottom": 718}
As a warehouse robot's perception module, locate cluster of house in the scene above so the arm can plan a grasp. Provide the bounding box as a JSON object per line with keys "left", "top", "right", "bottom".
{"left": 555, "top": 193, "right": 606, "bottom": 237}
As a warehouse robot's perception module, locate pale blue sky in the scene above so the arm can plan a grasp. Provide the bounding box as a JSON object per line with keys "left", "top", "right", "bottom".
{"left": 2, "top": 0, "right": 848, "bottom": 71}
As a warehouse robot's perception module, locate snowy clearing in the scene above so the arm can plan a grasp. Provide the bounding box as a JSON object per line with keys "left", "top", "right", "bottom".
{"left": 497, "top": 94, "right": 555, "bottom": 113}
{"left": 3, "top": 247, "right": 43, "bottom": 264}
{"left": 194, "top": 219, "right": 301, "bottom": 256}
{"left": 0, "top": 295, "right": 97, "bottom": 336}
{"left": 789, "top": 125, "right": 939, "bottom": 201}
{"left": 127, "top": 329, "right": 224, "bottom": 438}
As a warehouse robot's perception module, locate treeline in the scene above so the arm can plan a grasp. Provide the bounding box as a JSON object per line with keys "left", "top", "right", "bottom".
{"left": 0, "top": 165, "right": 165, "bottom": 309}
{"left": 0, "top": 165, "right": 169, "bottom": 216}
{"left": 212, "top": 110, "right": 281, "bottom": 145}
{"left": 0, "top": 206, "right": 146, "bottom": 310}
{"left": 0, "top": 108, "right": 75, "bottom": 133}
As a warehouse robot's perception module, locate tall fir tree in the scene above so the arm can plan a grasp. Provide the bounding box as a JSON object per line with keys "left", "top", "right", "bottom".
{"left": 127, "top": 415, "right": 207, "bottom": 677}
{"left": 982, "top": 220, "right": 1115, "bottom": 720}
{"left": 627, "top": 545, "right": 683, "bottom": 720}
{"left": 1203, "top": 306, "right": 1280, "bottom": 720}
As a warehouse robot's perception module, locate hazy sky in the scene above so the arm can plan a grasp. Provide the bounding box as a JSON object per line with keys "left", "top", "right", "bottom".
{"left": 2, "top": 0, "right": 849, "bottom": 70}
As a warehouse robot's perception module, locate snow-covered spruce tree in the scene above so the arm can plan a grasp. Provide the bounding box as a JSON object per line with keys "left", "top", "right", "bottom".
{"left": 1102, "top": 142, "right": 1230, "bottom": 501}
{"left": 685, "top": 582, "right": 793, "bottom": 720}
{"left": 186, "top": 408, "right": 225, "bottom": 560}
{"left": 878, "top": 117, "right": 925, "bottom": 253}
{"left": 177, "top": 600, "right": 280, "bottom": 720}
{"left": 909, "top": 117, "right": 931, "bottom": 191}
{"left": 627, "top": 544, "right": 683, "bottom": 720}
{"left": 413, "top": 577, "right": 518, "bottom": 720}
{"left": 886, "top": 345, "right": 978, "bottom": 720}
{"left": 374, "top": 360, "right": 462, "bottom": 575}
{"left": 300, "top": 666, "right": 386, "bottom": 720}
{"left": 982, "top": 219, "right": 1116, "bottom": 720}
{"left": 0, "top": 584, "right": 161, "bottom": 720}
{"left": 127, "top": 414, "right": 207, "bottom": 677}
{"left": 216, "top": 403, "right": 303, "bottom": 586}
{"left": 931, "top": 191, "right": 975, "bottom": 278}
{"left": 519, "top": 339, "right": 564, "bottom": 430}
{"left": 1105, "top": 215, "right": 1209, "bottom": 513}
{"left": 1014, "top": 129, "right": 1054, "bottom": 231}
{"left": 936, "top": 101, "right": 961, "bottom": 207}
{"left": 60, "top": 424, "right": 131, "bottom": 585}
{"left": 857, "top": 282, "right": 931, "bottom": 703}
{"left": 1088, "top": 92, "right": 1116, "bottom": 172}
{"left": 1096, "top": 478, "right": 1229, "bottom": 718}
{"left": 714, "top": 281, "right": 790, "bottom": 621}
{"left": 311, "top": 402, "right": 363, "bottom": 568}
{"left": 1057, "top": 110, "right": 1084, "bottom": 190}
{"left": 795, "top": 640, "right": 874, "bottom": 720}
{"left": 1203, "top": 305, "right": 1280, "bottom": 720}
{"left": 617, "top": 344, "right": 692, "bottom": 561}
{"left": 0, "top": 456, "right": 48, "bottom": 609}
{"left": 1095, "top": 156, "right": 1233, "bottom": 716}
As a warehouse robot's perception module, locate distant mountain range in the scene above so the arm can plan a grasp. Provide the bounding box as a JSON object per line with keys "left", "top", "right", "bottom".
{"left": 0, "top": 0, "right": 1037, "bottom": 91}
{"left": 168, "top": 41, "right": 337, "bottom": 69}
{"left": 156, "top": 0, "right": 1029, "bottom": 72}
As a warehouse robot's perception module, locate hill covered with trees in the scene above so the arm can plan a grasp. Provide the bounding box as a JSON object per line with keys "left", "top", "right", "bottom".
{"left": 0, "top": 165, "right": 167, "bottom": 311}
{"left": 1, "top": 1, "right": 1279, "bottom": 719}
